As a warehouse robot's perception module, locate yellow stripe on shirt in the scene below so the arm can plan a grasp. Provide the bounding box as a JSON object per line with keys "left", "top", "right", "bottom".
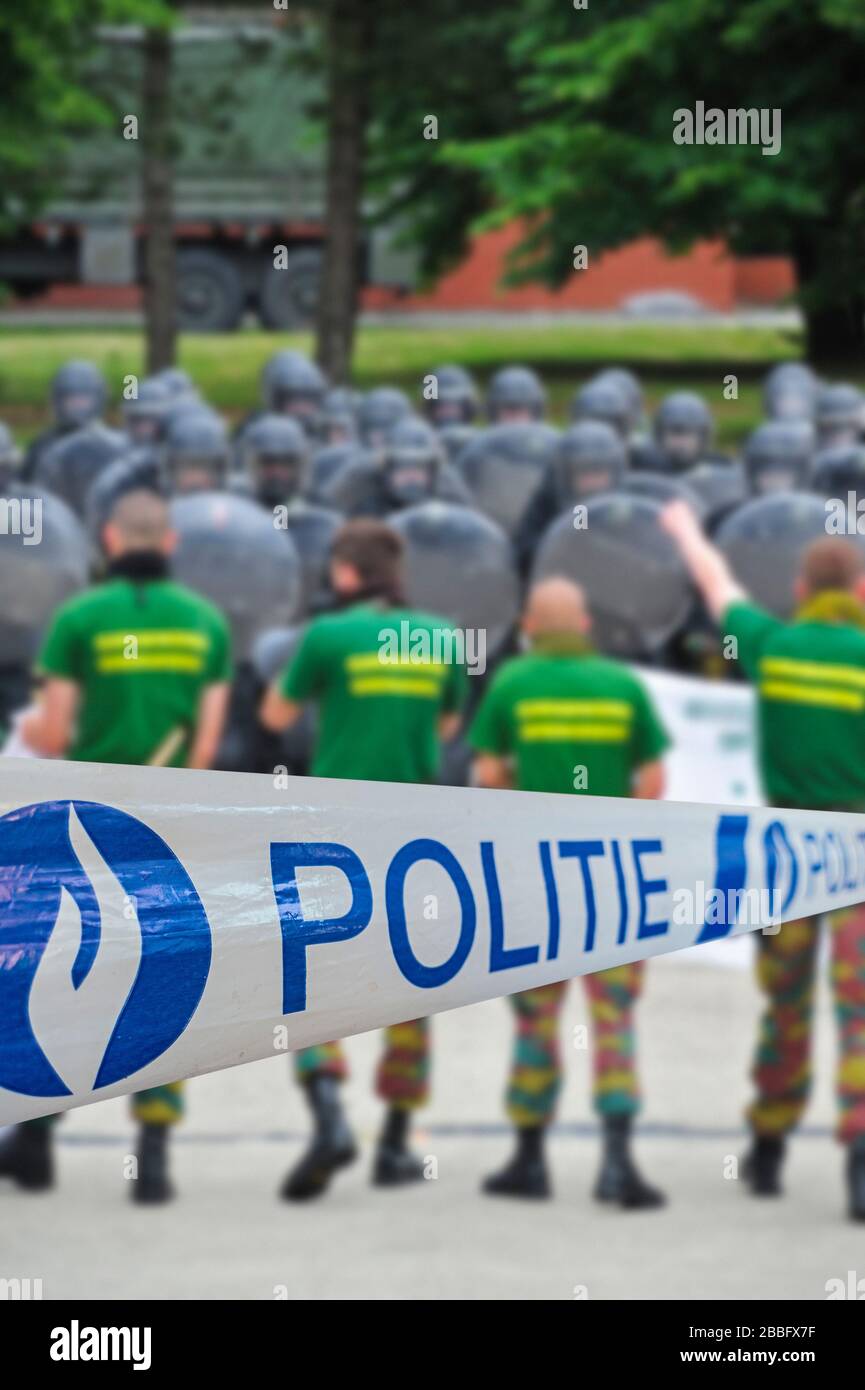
{"left": 519, "top": 722, "right": 630, "bottom": 742}
{"left": 96, "top": 654, "right": 206, "bottom": 674}
{"left": 93, "top": 630, "right": 210, "bottom": 653}
{"left": 759, "top": 680, "right": 864, "bottom": 712}
{"left": 348, "top": 677, "right": 442, "bottom": 697}
{"left": 345, "top": 652, "right": 446, "bottom": 675}
{"left": 760, "top": 656, "right": 865, "bottom": 690}
{"left": 516, "top": 699, "right": 633, "bottom": 721}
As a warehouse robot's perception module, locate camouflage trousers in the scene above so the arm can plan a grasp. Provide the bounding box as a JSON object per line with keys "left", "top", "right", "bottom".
{"left": 749, "top": 905, "right": 865, "bottom": 1143}
{"left": 26, "top": 1084, "right": 185, "bottom": 1132}
{"left": 293, "top": 1020, "right": 430, "bottom": 1110}
{"left": 506, "top": 963, "right": 646, "bottom": 1127}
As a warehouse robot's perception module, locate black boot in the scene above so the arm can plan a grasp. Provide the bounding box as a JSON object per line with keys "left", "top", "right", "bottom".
{"left": 372, "top": 1106, "right": 425, "bottom": 1187}
{"left": 742, "top": 1133, "right": 785, "bottom": 1197}
{"left": 132, "top": 1123, "right": 175, "bottom": 1205}
{"left": 594, "top": 1115, "right": 666, "bottom": 1209}
{"left": 281, "top": 1075, "right": 357, "bottom": 1202}
{"left": 0, "top": 1123, "right": 54, "bottom": 1192}
{"left": 483, "top": 1126, "right": 551, "bottom": 1200}
{"left": 846, "top": 1135, "right": 865, "bottom": 1222}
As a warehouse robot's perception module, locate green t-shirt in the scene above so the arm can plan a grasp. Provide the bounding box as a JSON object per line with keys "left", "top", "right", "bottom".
{"left": 725, "top": 595, "right": 865, "bottom": 809}
{"left": 279, "top": 602, "right": 467, "bottom": 782}
{"left": 468, "top": 638, "right": 669, "bottom": 797}
{"left": 38, "top": 577, "right": 231, "bottom": 766}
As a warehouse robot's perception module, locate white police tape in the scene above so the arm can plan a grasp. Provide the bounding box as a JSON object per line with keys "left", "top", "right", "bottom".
{"left": 2, "top": 756, "right": 865, "bottom": 1124}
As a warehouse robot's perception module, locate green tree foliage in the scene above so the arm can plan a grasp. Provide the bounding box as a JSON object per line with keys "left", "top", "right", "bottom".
{"left": 361, "top": 3, "right": 543, "bottom": 284}
{"left": 444, "top": 0, "right": 865, "bottom": 360}
{"left": 0, "top": 0, "right": 169, "bottom": 230}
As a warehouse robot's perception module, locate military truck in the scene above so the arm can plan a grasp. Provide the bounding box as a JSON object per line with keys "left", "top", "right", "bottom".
{"left": 0, "top": 18, "right": 412, "bottom": 331}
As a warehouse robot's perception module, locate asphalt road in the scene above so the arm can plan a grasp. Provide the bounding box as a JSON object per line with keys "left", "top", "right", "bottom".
{"left": 1, "top": 947, "right": 856, "bottom": 1301}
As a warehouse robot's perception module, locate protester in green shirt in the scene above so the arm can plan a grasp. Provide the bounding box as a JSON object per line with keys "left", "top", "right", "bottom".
{"left": 469, "top": 576, "right": 669, "bottom": 1209}
{"left": 32, "top": 507, "right": 231, "bottom": 770}
{"left": 261, "top": 518, "right": 467, "bottom": 1202}
{"left": 273, "top": 601, "right": 465, "bottom": 785}
{"left": 663, "top": 499, "right": 865, "bottom": 1222}
{"left": 0, "top": 489, "right": 231, "bottom": 1206}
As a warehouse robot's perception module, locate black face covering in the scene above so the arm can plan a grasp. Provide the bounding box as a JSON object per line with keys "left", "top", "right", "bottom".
{"left": 106, "top": 550, "right": 170, "bottom": 582}
{"left": 433, "top": 399, "right": 469, "bottom": 425}
{"left": 564, "top": 464, "right": 614, "bottom": 501}
{"left": 128, "top": 417, "right": 162, "bottom": 445}
{"left": 255, "top": 458, "right": 302, "bottom": 508}
{"left": 170, "top": 460, "right": 226, "bottom": 495}
{"left": 383, "top": 454, "right": 436, "bottom": 508}
{"left": 327, "top": 580, "right": 406, "bottom": 612}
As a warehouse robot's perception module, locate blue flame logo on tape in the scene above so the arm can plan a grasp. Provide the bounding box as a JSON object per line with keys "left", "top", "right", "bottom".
{"left": 0, "top": 800, "right": 212, "bottom": 1098}
{"left": 697, "top": 813, "right": 799, "bottom": 943}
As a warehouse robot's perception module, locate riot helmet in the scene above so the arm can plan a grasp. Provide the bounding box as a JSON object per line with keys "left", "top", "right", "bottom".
{"left": 486, "top": 366, "right": 546, "bottom": 424}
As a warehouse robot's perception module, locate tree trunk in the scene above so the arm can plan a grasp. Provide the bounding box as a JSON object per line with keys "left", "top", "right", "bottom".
{"left": 802, "top": 298, "right": 865, "bottom": 366}
{"left": 793, "top": 234, "right": 865, "bottom": 367}
{"left": 314, "top": 1, "right": 373, "bottom": 384}
{"left": 141, "top": 25, "right": 176, "bottom": 374}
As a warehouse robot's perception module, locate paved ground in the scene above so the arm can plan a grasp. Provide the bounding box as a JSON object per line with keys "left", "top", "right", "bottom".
{"left": 0, "top": 306, "right": 802, "bottom": 330}
{"left": 1, "top": 948, "right": 857, "bottom": 1301}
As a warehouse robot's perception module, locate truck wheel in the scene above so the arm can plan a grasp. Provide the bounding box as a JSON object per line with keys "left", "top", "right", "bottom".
{"left": 177, "top": 248, "right": 245, "bottom": 332}
{"left": 257, "top": 249, "right": 322, "bottom": 329}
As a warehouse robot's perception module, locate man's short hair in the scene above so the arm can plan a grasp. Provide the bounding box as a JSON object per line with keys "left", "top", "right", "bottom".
{"left": 800, "top": 536, "right": 865, "bottom": 594}
{"left": 108, "top": 488, "right": 171, "bottom": 548}
{"left": 330, "top": 518, "right": 404, "bottom": 597}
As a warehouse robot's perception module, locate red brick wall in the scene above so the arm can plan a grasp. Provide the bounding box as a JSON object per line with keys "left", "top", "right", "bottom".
{"left": 733, "top": 256, "right": 796, "bottom": 306}
{"left": 362, "top": 222, "right": 795, "bottom": 313}
{"left": 362, "top": 224, "right": 738, "bottom": 312}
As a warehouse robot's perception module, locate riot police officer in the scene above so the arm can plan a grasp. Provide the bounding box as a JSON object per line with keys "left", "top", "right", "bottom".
{"left": 815, "top": 383, "right": 865, "bottom": 450}
{"left": 122, "top": 376, "right": 172, "bottom": 447}
{"left": 22, "top": 360, "right": 109, "bottom": 480}
{"left": 324, "top": 417, "right": 471, "bottom": 516}
{"left": 424, "top": 364, "right": 479, "bottom": 429}
{"left": 513, "top": 420, "right": 628, "bottom": 572}
{"left": 240, "top": 412, "right": 341, "bottom": 613}
{"left": 486, "top": 366, "right": 547, "bottom": 425}
{"left": 743, "top": 421, "right": 816, "bottom": 496}
{"left": 357, "top": 387, "right": 412, "bottom": 448}
{"left": 319, "top": 387, "right": 361, "bottom": 447}
{"left": 763, "top": 363, "right": 818, "bottom": 422}
{"left": 261, "top": 350, "right": 328, "bottom": 436}
{"left": 570, "top": 376, "right": 632, "bottom": 440}
{"left": 164, "top": 408, "right": 231, "bottom": 494}
{"left": 638, "top": 391, "right": 725, "bottom": 474}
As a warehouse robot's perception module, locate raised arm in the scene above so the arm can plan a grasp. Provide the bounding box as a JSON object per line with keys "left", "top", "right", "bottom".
{"left": 660, "top": 500, "right": 747, "bottom": 622}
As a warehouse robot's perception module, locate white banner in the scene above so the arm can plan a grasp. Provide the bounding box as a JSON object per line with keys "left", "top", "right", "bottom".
{"left": 634, "top": 666, "right": 761, "bottom": 806}
{"left": 2, "top": 756, "right": 863, "bottom": 1124}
